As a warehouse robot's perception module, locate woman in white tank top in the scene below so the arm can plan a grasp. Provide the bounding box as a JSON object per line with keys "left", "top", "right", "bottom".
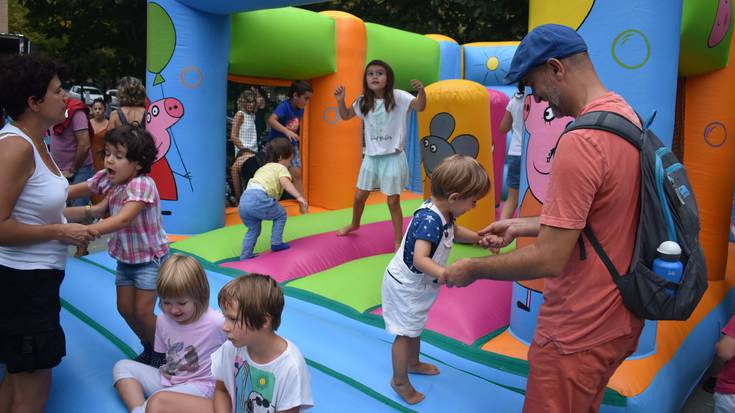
{"left": 0, "top": 54, "right": 101, "bottom": 412}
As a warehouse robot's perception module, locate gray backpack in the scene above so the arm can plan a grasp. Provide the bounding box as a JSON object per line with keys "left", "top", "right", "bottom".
{"left": 564, "top": 111, "right": 707, "bottom": 320}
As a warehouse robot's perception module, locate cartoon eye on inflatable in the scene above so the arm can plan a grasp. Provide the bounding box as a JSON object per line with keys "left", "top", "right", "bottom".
{"left": 423, "top": 139, "right": 430, "bottom": 147}
{"left": 146, "top": 112, "right": 151, "bottom": 123}
{"left": 543, "top": 107, "right": 554, "bottom": 122}
{"left": 151, "top": 105, "right": 160, "bottom": 117}
{"left": 430, "top": 144, "right": 438, "bottom": 153}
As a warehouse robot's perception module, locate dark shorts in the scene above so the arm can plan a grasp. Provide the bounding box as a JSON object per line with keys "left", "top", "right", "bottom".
{"left": 0, "top": 264, "right": 66, "bottom": 373}
{"left": 506, "top": 155, "right": 522, "bottom": 190}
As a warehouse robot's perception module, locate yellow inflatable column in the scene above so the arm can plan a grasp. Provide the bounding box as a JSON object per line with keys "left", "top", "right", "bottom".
{"left": 308, "top": 12, "right": 366, "bottom": 209}
{"left": 418, "top": 79, "right": 495, "bottom": 231}
{"left": 682, "top": 33, "right": 735, "bottom": 280}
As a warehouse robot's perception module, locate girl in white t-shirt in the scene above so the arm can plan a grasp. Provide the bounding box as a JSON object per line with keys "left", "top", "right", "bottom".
{"left": 334, "top": 59, "right": 427, "bottom": 250}
{"left": 112, "top": 254, "right": 226, "bottom": 413}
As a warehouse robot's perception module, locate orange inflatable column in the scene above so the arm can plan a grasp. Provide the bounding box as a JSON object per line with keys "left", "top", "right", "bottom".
{"left": 308, "top": 12, "right": 366, "bottom": 210}
{"left": 682, "top": 33, "right": 735, "bottom": 280}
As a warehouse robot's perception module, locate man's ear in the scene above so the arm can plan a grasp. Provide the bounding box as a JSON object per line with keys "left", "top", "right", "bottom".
{"left": 447, "top": 192, "right": 461, "bottom": 202}
{"left": 547, "top": 58, "right": 565, "bottom": 78}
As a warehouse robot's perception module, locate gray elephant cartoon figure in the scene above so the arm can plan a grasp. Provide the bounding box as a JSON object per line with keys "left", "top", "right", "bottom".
{"left": 421, "top": 112, "right": 480, "bottom": 176}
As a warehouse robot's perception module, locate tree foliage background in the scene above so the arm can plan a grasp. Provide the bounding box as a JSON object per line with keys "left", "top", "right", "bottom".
{"left": 8, "top": 0, "right": 526, "bottom": 89}
{"left": 8, "top": 0, "right": 146, "bottom": 89}
{"left": 303, "top": 0, "right": 527, "bottom": 44}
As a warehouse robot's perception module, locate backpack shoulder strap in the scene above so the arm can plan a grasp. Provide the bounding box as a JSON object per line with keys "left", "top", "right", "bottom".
{"left": 564, "top": 111, "right": 643, "bottom": 150}
{"left": 566, "top": 110, "right": 644, "bottom": 280}
{"left": 583, "top": 227, "right": 621, "bottom": 279}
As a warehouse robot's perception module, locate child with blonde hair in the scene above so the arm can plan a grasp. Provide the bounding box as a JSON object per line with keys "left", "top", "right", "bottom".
{"left": 112, "top": 254, "right": 226, "bottom": 413}
{"left": 212, "top": 274, "right": 314, "bottom": 412}
{"left": 381, "top": 155, "right": 490, "bottom": 404}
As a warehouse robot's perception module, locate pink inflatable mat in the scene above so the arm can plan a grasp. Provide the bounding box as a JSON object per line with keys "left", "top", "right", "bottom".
{"left": 374, "top": 279, "right": 512, "bottom": 345}
{"left": 221, "top": 218, "right": 411, "bottom": 283}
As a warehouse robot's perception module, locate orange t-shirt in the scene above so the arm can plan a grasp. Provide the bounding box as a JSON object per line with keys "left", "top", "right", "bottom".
{"left": 536, "top": 92, "right": 644, "bottom": 354}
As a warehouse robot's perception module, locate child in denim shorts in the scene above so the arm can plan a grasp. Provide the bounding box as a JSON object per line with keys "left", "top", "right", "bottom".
{"left": 69, "top": 125, "right": 169, "bottom": 366}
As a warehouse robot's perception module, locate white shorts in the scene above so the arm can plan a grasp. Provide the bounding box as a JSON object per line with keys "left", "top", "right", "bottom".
{"left": 112, "top": 359, "right": 213, "bottom": 403}
{"left": 715, "top": 392, "right": 735, "bottom": 413}
{"left": 356, "top": 151, "right": 408, "bottom": 196}
{"left": 381, "top": 268, "right": 440, "bottom": 338}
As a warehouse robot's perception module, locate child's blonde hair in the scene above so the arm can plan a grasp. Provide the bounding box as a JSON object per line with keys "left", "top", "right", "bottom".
{"left": 157, "top": 254, "right": 210, "bottom": 321}
{"left": 218, "top": 274, "right": 284, "bottom": 331}
{"left": 430, "top": 155, "right": 491, "bottom": 200}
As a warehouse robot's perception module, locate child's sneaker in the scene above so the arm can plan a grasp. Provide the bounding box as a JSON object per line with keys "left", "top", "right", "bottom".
{"left": 134, "top": 343, "right": 153, "bottom": 365}
{"left": 240, "top": 253, "right": 258, "bottom": 260}
{"left": 149, "top": 351, "right": 167, "bottom": 368}
{"left": 271, "top": 243, "right": 290, "bottom": 252}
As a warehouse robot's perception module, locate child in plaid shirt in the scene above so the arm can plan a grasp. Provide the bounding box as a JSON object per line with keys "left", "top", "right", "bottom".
{"left": 68, "top": 124, "right": 169, "bottom": 367}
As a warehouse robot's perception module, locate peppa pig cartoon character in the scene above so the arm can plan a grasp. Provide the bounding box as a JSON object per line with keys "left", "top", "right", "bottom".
{"left": 514, "top": 94, "right": 575, "bottom": 308}
{"left": 146, "top": 97, "right": 185, "bottom": 200}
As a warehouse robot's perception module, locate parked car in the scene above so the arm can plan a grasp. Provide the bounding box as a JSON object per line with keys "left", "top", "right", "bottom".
{"left": 68, "top": 85, "right": 104, "bottom": 106}
{"left": 106, "top": 89, "right": 119, "bottom": 108}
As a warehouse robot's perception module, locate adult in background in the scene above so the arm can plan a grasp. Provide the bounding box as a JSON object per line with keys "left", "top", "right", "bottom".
{"left": 49, "top": 95, "right": 94, "bottom": 207}
{"left": 439, "top": 24, "right": 644, "bottom": 412}
{"left": 108, "top": 76, "right": 146, "bottom": 130}
{"left": 89, "top": 97, "right": 109, "bottom": 172}
{"left": 0, "top": 53, "right": 100, "bottom": 413}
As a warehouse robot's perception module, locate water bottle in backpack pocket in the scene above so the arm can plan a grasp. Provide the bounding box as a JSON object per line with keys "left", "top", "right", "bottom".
{"left": 652, "top": 241, "right": 684, "bottom": 297}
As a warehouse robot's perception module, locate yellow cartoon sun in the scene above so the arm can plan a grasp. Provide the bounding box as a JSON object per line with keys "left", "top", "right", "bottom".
{"left": 529, "top": 0, "right": 596, "bottom": 31}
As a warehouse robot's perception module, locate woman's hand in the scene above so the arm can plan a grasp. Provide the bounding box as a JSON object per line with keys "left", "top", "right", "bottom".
{"left": 57, "top": 223, "right": 99, "bottom": 247}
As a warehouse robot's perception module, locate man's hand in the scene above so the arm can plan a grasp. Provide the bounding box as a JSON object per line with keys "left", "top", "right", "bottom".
{"left": 478, "top": 219, "right": 518, "bottom": 253}
{"left": 438, "top": 258, "right": 477, "bottom": 288}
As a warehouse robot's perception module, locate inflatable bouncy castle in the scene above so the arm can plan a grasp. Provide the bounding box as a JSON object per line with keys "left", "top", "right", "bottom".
{"left": 17, "top": 0, "right": 735, "bottom": 411}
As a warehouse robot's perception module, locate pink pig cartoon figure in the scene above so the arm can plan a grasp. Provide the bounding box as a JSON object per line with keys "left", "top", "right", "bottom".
{"left": 523, "top": 94, "right": 574, "bottom": 204}
{"left": 146, "top": 97, "right": 184, "bottom": 201}
{"left": 514, "top": 95, "right": 575, "bottom": 298}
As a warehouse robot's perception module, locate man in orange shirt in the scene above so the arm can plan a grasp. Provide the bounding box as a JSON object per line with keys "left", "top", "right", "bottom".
{"left": 439, "top": 24, "right": 644, "bottom": 412}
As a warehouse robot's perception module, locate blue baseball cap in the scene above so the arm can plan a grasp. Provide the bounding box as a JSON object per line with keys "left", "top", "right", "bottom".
{"left": 505, "top": 24, "right": 588, "bottom": 84}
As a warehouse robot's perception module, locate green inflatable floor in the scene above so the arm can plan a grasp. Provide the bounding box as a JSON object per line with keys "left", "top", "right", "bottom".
{"left": 284, "top": 242, "right": 507, "bottom": 315}
{"left": 171, "top": 199, "right": 423, "bottom": 263}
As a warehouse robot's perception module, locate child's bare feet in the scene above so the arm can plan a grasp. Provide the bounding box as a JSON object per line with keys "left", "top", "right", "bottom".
{"left": 336, "top": 223, "right": 359, "bottom": 236}
{"left": 409, "top": 361, "right": 439, "bottom": 375}
{"left": 390, "top": 379, "right": 424, "bottom": 404}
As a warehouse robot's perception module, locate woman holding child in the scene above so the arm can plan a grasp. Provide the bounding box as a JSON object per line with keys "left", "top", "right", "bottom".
{"left": 0, "top": 53, "right": 99, "bottom": 413}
